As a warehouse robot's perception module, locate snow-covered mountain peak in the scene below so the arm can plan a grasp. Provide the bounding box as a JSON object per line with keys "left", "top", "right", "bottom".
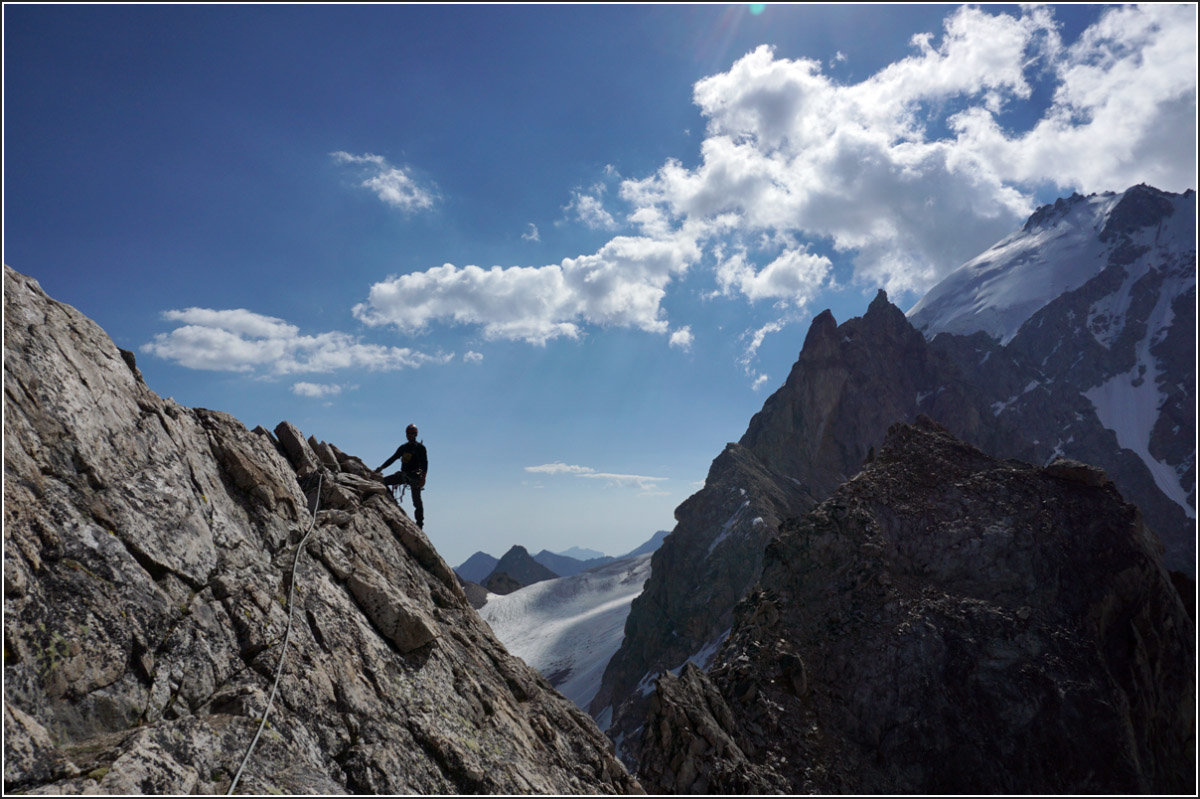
{"left": 907, "top": 185, "right": 1190, "bottom": 344}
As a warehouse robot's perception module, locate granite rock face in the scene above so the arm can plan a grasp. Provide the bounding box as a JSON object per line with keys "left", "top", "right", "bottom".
{"left": 638, "top": 419, "right": 1195, "bottom": 794}
{"left": 3, "top": 264, "right": 640, "bottom": 795}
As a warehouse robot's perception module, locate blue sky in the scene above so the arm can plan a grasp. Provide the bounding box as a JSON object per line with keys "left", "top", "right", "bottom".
{"left": 5, "top": 4, "right": 1196, "bottom": 567}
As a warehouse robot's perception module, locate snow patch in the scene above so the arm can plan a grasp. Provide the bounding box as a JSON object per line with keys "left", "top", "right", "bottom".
{"left": 708, "top": 500, "right": 751, "bottom": 555}
{"left": 1085, "top": 278, "right": 1195, "bottom": 518}
{"left": 632, "top": 628, "right": 733, "bottom": 699}
{"left": 991, "top": 395, "right": 1019, "bottom": 416}
{"left": 684, "top": 628, "right": 731, "bottom": 672}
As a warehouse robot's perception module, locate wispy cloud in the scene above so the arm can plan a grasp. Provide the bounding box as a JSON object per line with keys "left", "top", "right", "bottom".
{"left": 143, "top": 307, "right": 452, "bottom": 375}
{"left": 565, "top": 185, "right": 618, "bottom": 230}
{"left": 521, "top": 222, "right": 541, "bottom": 242}
{"left": 526, "top": 462, "right": 598, "bottom": 476}
{"left": 332, "top": 151, "right": 437, "bottom": 212}
{"left": 525, "top": 462, "right": 669, "bottom": 492}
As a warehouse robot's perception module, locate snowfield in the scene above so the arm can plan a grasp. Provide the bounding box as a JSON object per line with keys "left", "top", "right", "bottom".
{"left": 480, "top": 553, "right": 654, "bottom": 709}
{"left": 908, "top": 192, "right": 1122, "bottom": 343}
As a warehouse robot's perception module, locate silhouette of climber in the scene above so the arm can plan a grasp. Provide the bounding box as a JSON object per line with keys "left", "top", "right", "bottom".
{"left": 377, "top": 423, "right": 427, "bottom": 528}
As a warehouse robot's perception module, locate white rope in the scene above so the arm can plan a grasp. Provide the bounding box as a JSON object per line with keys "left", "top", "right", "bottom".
{"left": 228, "top": 472, "right": 322, "bottom": 795}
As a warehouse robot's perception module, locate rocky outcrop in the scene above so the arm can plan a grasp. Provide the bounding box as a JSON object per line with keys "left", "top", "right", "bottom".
{"left": 638, "top": 419, "right": 1195, "bottom": 794}
{"left": 591, "top": 289, "right": 1030, "bottom": 760}
{"left": 3, "top": 264, "right": 640, "bottom": 794}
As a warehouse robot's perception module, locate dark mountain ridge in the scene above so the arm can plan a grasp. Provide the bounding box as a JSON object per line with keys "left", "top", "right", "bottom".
{"left": 638, "top": 419, "right": 1194, "bottom": 794}
{"left": 593, "top": 184, "right": 1196, "bottom": 772}
{"left": 481, "top": 545, "right": 560, "bottom": 595}
{"left": 454, "top": 551, "right": 499, "bottom": 584}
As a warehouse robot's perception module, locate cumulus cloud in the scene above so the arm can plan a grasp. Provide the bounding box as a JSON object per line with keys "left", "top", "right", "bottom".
{"left": 332, "top": 151, "right": 437, "bottom": 212}
{"left": 618, "top": 4, "right": 1194, "bottom": 300}
{"left": 346, "top": 6, "right": 1193, "bottom": 368}
{"left": 143, "top": 307, "right": 452, "bottom": 375}
{"left": 669, "top": 326, "right": 694, "bottom": 351}
{"left": 353, "top": 231, "right": 702, "bottom": 344}
{"left": 525, "top": 462, "right": 669, "bottom": 492}
{"left": 948, "top": 4, "right": 1198, "bottom": 195}
{"left": 716, "top": 247, "right": 833, "bottom": 304}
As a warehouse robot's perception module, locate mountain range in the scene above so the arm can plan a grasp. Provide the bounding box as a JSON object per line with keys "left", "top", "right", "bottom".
{"left": 455, "top": 531, "right": 669, "bottom": 593}
{"left": 3, "top": 184, "right": 1193, "bottom": 794}
{"left": 587, "top": 183, "right": 1195, "bottom": 783}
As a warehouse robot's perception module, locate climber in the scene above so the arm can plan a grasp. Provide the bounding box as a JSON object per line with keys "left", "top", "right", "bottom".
{"left": 377, "top": 423, "right": 428, "bottom": 529}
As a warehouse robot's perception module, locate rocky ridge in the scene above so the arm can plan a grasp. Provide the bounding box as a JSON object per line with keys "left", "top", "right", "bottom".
{"left": 3, "top": 264, "right": 640, "bottom": 794}
{"left": 593, "top": 185, "right": 1195, "bottom": 766}
{"left": 916, "top": 184, "right": 1196, "bottom": 567}
{"left": 592, "top": 289, "right": 1033, "bottom": 758}
{"left": 638, "top": 419, "right": 1195, "bottom": 794}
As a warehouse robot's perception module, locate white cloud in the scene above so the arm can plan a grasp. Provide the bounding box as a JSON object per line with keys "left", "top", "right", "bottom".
{"left": 613, "top": 5, "right": 1194, "bottom": 303}
{"left": 716, "top": 247, "right": 832, "bottom": 304}
{"left": 347, "top": 6, "right": 1193, "bottom": 361}
{"left": 949, "top": 4, "right": 1198, "bottom": 195}
{"left": 463, "top": 350, "right": 484, "bottom": 364}
{"left": 525, "top": 462, "right": 669, "bottom": 492}
{"left": 668, "top": 326, "right": 694, "bottom": 351}
{"left": 143, "top": 307, "right": 452, "bottom": 375}
{"left": 566, "top": 186, "right": 618, "bottom": 230}
{"left": 526, "top": 462, "right": 597, "bottom": 476}
{"left": 522, "top": 222, "right": 541, "bottom": 242}
{"left": 353, "top": 231, "right": 701, "bottom": 345}
{"left": 292, "top": 382, "right": 344, "bottom": 398}
{"left": 332, "top": 151, "right": 437, "bottom": 212}
{"left": 739, "top": 316, "right": 787, "bottom": 367}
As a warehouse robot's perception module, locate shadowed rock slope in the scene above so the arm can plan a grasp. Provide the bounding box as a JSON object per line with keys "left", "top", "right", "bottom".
{"left": 638, "top": 418, "right": 1194, "bottom": 795}
{"left": 591, "top": 290, "right": 1032, "bottom": 757}
{"left": 3, "top": 264, "right": 640, "bottom": 795}
{"left": 594, "top": 282, "right": 1194, "bottom": 764}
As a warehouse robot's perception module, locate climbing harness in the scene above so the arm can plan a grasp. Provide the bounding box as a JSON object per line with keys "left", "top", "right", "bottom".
{"left": 228, "top": 472, "right": 322, "bottom": 795}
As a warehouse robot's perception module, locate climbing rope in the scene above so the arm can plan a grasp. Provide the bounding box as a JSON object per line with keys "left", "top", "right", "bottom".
{"left": 228, "top": 472, "right": 322, "bottom": 795}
